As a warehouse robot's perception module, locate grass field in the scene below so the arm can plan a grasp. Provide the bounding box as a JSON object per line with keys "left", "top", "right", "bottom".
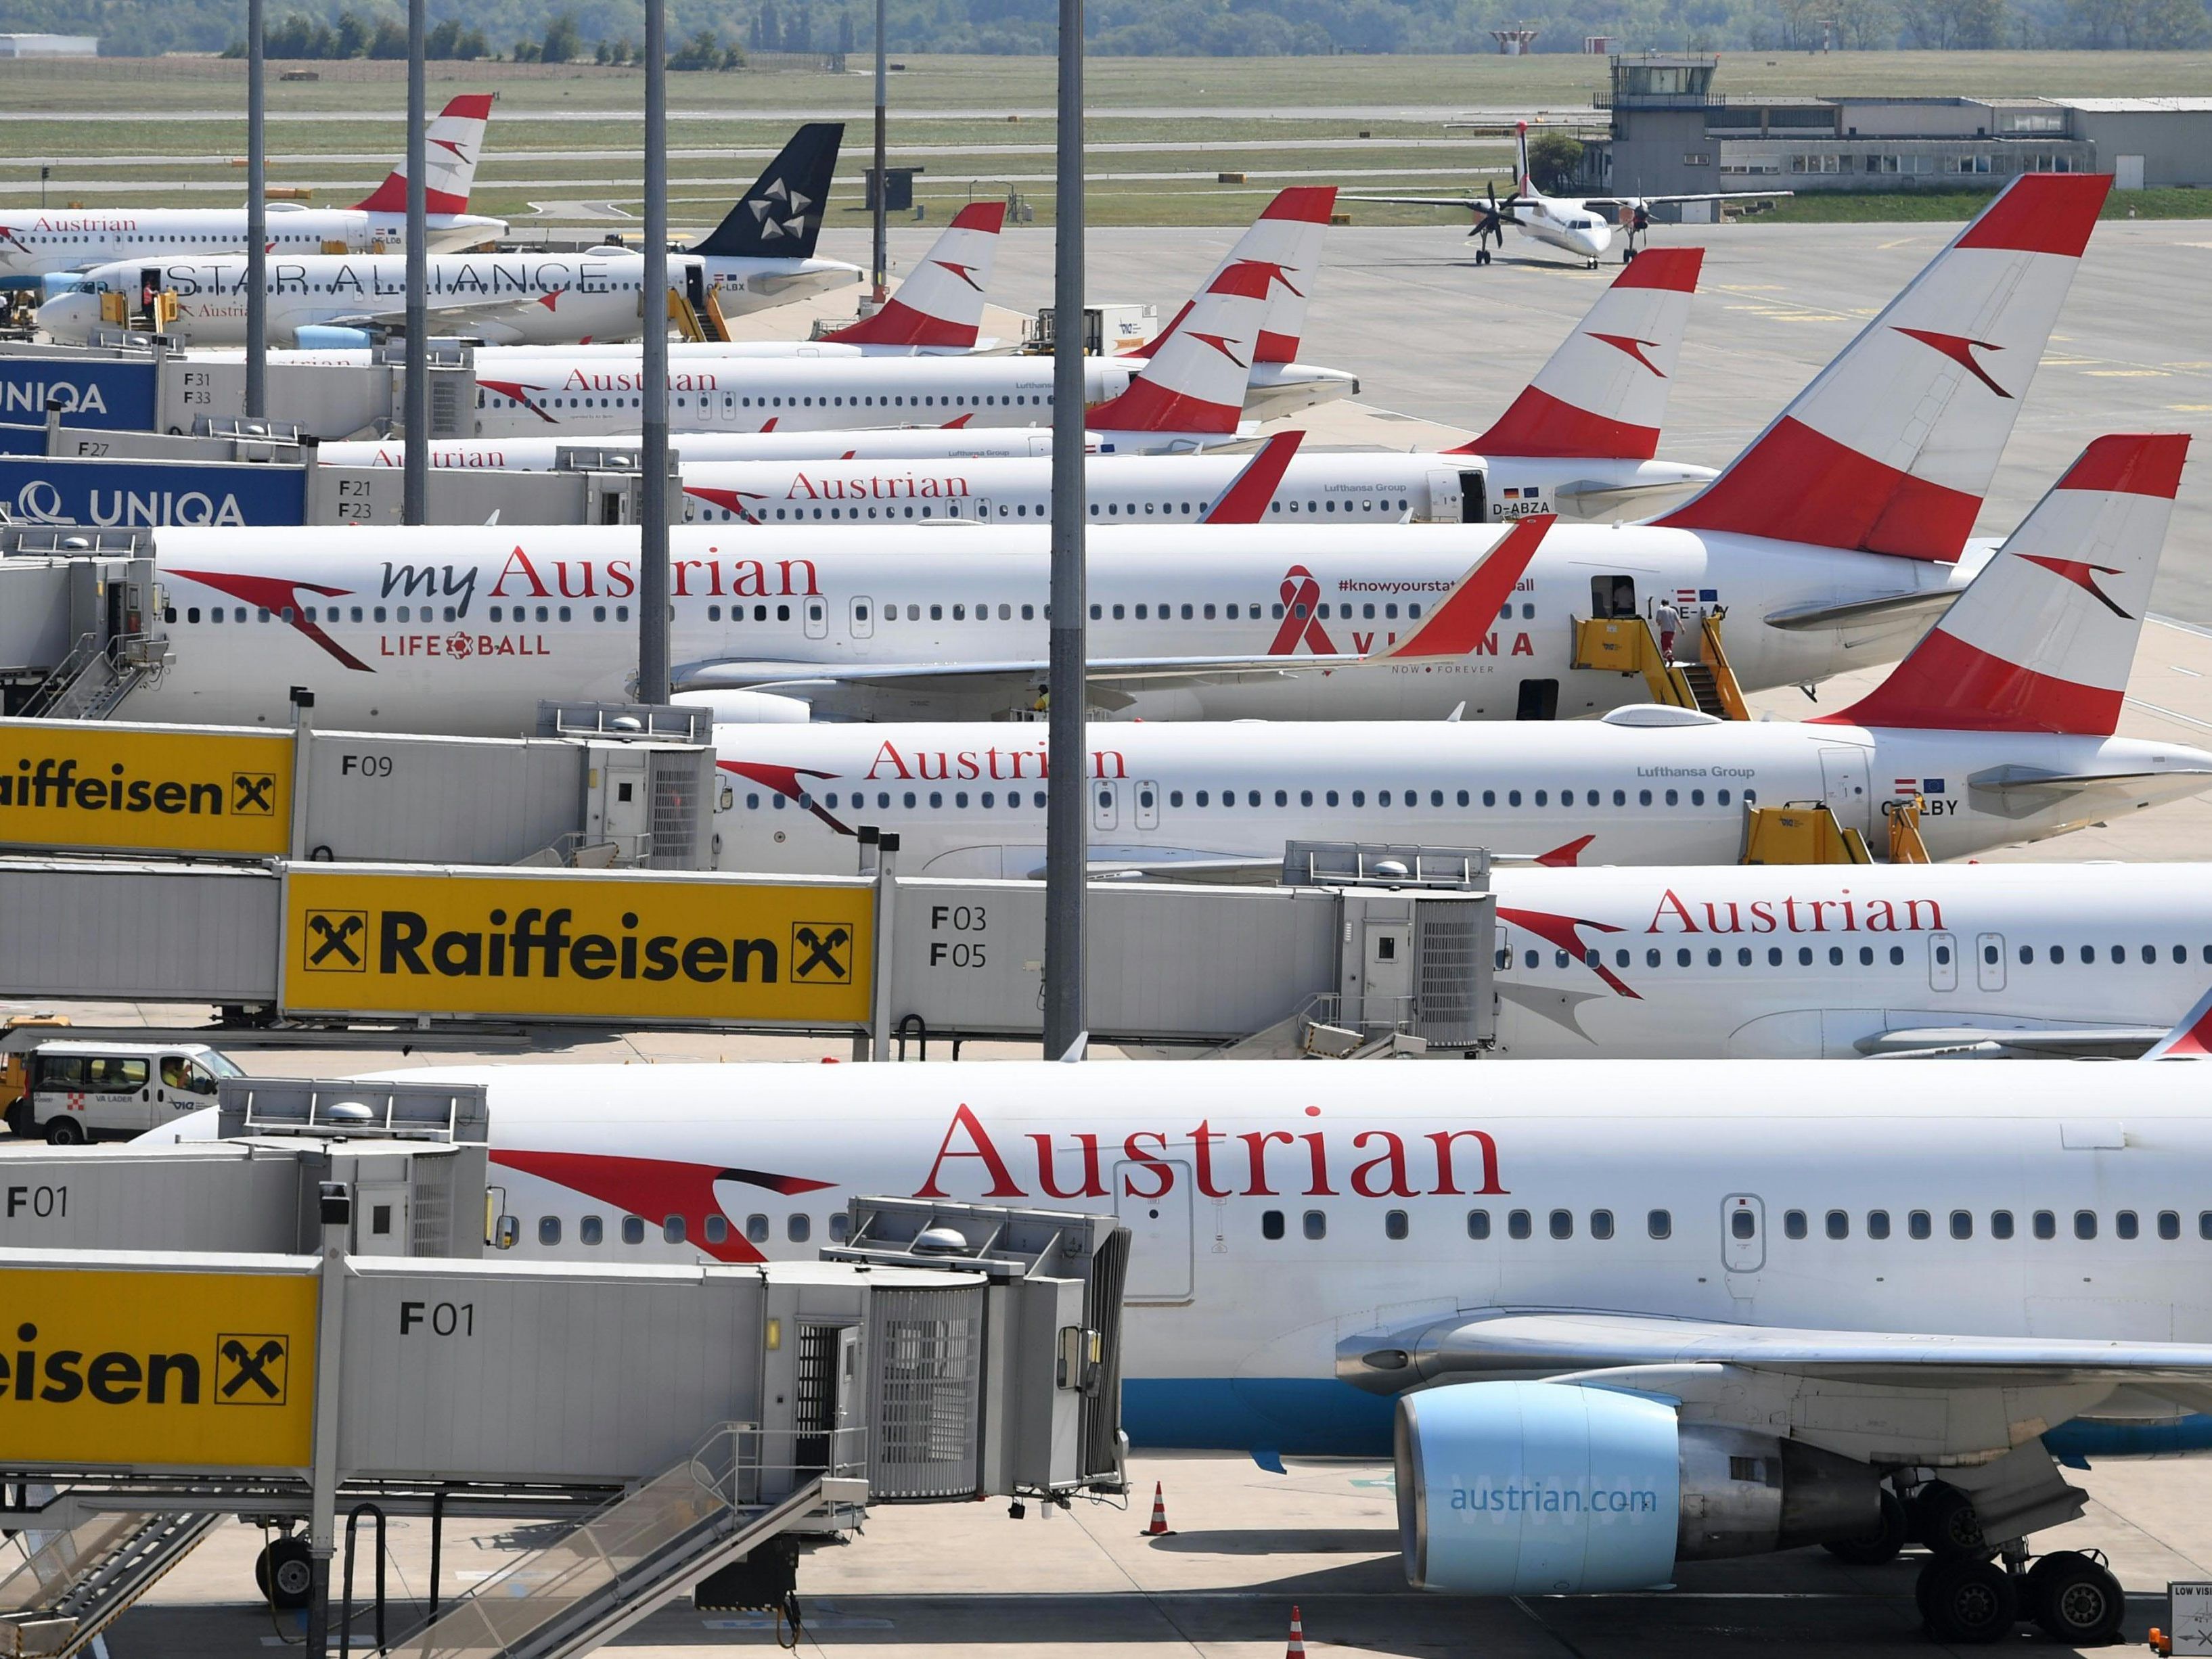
{"left": 1, "top": 51, "right": 2207, "bottom": 227}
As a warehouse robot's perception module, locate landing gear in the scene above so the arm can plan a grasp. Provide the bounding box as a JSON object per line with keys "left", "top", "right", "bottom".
{"left": 1919, "top": 1558, "right": 2017, "bottom": 1644}
{"left": 256, "top": 1534, "right": 313, "bottom": 1610}
{"left": 2026, "top": 1549, "right": 2126, "bottom": 1646}
{"left": 1474, "top": 247, "right": 1491, "bottom": 267}
{"left": 1912, "top": 1480, "right": 1989, "bottom": 1562}
{"left": 1823, "top": 1486, "right": 1907, "bottom": 1566}
{"left": 1622, "top": 246, "right": 1638, "bottom": 265}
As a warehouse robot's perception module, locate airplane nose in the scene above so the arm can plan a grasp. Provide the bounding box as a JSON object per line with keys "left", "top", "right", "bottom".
{"left": 35, "top": 293, "right": 98, "bottom": 342}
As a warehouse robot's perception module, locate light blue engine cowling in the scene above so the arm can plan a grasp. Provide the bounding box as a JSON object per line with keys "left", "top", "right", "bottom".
{"left": 1395, "top": 1382, "right": 1882, "bottom": 1595}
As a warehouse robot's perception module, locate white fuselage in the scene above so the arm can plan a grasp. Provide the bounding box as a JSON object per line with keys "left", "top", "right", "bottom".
{"left": 675, "top": 451, "right": 1716, "bottom": 528}
{"left": 1515, "top": 193, "right": 1615, "bottom": 263}
{"left": 706, "top": 716, "right": 2212, "bottom": 876}
{"left": 466, "top": 344, "right": 1351, "bottom": 434}
{"left": 313, "top": 1063, "right": 2212, "bottom": 1459}
{"left": 315, "top": 429, "right": 1066, "bottom": 470}
{"left": 1484, "top": 863, "right": 2212, "bottom": 1058}
{"left": 127, "top": 524, "right": 1981, "bottom": 734}
{"left": 37, "top": 250, "right": 859, "bottom": 347}
{"left": 0, "top": 205, "right": 505, "bottom": 278}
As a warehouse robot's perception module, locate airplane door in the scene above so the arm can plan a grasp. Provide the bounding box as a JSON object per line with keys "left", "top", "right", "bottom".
{"left": 849, "top": 596, "right": 874, "bottom": 640}
{"left": 1928, "top": 932, "right": 1958, "bottom": 993}
{"left": 1365, "top": 920, "right": 1415, "bottom": 1026}
{"left": 1113, "top": 1160, "right": 1193, "bottom": 1302}
{"left": 1091, "top": 778, "right": 1121, "bottom": 831}
{"left": 1975, "top": 932, "right": 2006, "bottom": 993}
{"left": 803, "top": 596, "right": 828, "bottom": 639}
{"left": 1591, "top": 576, "right": 1636, "bottom": 618}
{"left": 1515, "top": 679, "right": 1558, "bottom": 721}
{"left": 972, "top": 496, "right": 994, "bottom": 522}
{"left": 1818, "top": 747, "right": 1872, "bottom": 838}
{"left": 1424, "top": 470, "right": 1462, "bottom": 524}
{"left": 685, "top": 265, "right": 708, "bottom": 309}
{"left": 1134, "top": 779, "right": 1160, "bottom": 831}
{"left": 1460, "top": 471, "right": 1488, "bottom": 524}
{"left": 1721, "top": 1194, "right": 1765, "bottom": 1273}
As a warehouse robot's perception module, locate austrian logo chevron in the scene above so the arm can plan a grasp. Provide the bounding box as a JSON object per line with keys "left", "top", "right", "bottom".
{"left": 1588, "top": 332, "right": 1667, "bottom": 376}
{"left": 2018, "top": 553, "right": 2131, "bottom": 618}
{"left": 490, "top": 1150, "right": 836, "bottom": 1264}
{"left": 1892, "top": 327, "right": 2011, "bottom": 399}
{"left": 934, "top": 258, "right": 984, "bottom": 292}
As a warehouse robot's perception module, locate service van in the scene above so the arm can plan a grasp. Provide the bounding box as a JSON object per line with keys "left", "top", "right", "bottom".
{"left": 1, "top": 1041, "right": 241, "bottom": 1143}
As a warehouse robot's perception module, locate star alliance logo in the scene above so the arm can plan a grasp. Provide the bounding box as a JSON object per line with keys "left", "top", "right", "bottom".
{"left": 747, "top": 177, "right": 814, "bottom": 242}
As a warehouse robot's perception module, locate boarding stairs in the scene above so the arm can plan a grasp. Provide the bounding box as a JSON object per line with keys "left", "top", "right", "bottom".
{"left": 1570, "top": 608, "right": 1748, "bottom": 720}
{"left": 0, "top": 1503, "right": 221, "bottom": 1657}
{"left": 386, "top": 1424, "right": 864, "bottom": 1659}
{"left": 18, "top": 630, "right": 166, "bottom": 721}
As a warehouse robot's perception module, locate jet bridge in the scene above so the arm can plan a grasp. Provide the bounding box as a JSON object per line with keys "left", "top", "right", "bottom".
{"left": 0, "top": 1080, "right": 1128, "bottom": 1659}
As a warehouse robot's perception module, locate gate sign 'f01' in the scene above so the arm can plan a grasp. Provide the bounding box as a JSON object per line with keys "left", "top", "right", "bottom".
{"left": 282, "top": 866, "right": 874, "bottom": 1026}
{"left": 0, "top": 1263, "right": 317, "bottom": 1471}
{"left": 0, "top": 720, "right": 293, "bottom": 857}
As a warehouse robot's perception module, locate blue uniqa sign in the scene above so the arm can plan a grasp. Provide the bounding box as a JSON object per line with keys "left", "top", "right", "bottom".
{"left": 0, "top": 455, "right": 307, "bottom": 527}
{"left": 0, "top": 359, "right": 158, "bottom": 431}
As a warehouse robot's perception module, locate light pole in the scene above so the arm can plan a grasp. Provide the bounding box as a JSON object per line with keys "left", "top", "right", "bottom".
{"left": 246, "top": 0, "right": 267, "bottom": 417}
{"left": 637, "top": 0, "right": 671, "bottom": 706}
{"left": 1041, "top": 0, "right": 1086, "bottom": 1060}
{"left": 402, "top": 0, "right": 427, "bottom": 524}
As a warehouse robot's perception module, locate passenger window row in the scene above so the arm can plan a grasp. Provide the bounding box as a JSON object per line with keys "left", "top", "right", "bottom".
{"left": 166, "top": 603, "right": 602, "bottom": 626}
{"left": 1091, "top": 599, "right": 1427, "bottom": 623}
{"left": 2023, "top": 943, "right": 2212, "bottom": 966}
{"left": 1258, "top": 1207, "right": 1667, "bottom": 1242}
{"left": 535, "top": 1210, "right": 853, "bottom": 1248}
{"left": 743, "top": 789, "right": 1049, "bottom": 812}
{"left": 1778, "top": 1207, "right": 2209, "bottom": 1242}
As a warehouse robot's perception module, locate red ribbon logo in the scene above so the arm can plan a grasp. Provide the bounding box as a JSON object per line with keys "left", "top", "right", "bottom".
{"left": 1268, "top": 566, "right": 1336, "bottom": 655}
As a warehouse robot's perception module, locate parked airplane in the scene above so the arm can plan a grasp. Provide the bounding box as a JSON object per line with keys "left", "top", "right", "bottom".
{"left": 0, "top": 95, "right": 507, "bottom": 283}
{"left": 166, "top": 1054, "right": 2212, "bottom": 1643}
{"left": 1485, "top": 861, "right": 2212, "bottom": 1058}
{"left": 460, "top": 188, "right": 1359, "bottom": 432}
{"left": 676, "top": 247, "right": 1716, "bottom": 527}
{"left": 702, "top": 434, "right": 2204, "bottom": 874}
{"left": 1350, "top": 121, "right": 1791, "bottom": 268}
{"left": 34, "top": 124, "right": 859, "bottom": 346}
{"left": 756, "top": 198, "right": 1007, "bottom": 355}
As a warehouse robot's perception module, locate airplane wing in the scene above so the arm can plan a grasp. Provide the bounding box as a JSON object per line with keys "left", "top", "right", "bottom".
{"left": 1585, "top": 190, "right": 1797, "bottom": 206}
{"left": 1855, "top": 1024, "right": 2169, "bottom": 1059}
{"left": 1353, "top": 1309, "right": 2212, "bottom": 1390}
{"left": 1342, "top": 194, "right": 1534, "bottom": 212}
{"left": 334, "top": 294, "right": 573, "bottom": 344}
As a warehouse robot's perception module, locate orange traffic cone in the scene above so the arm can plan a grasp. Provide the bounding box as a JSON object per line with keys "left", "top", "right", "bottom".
{"left": 1285, "top": 1605, "right": 1307, "bottom": 1659}
{"left": 1142, "top": 1480, "right": 1174, "bottom": 1536}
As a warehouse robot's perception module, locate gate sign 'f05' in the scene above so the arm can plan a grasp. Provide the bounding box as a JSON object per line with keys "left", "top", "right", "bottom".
{"left": 0, "top": 720, "right": 292, "bottom": 857}
{"left": 281, "top": 866, "right": 874, "bottom": 1026}
{"left": 0, "top": 1263, "right": 317, "bottom": 1471}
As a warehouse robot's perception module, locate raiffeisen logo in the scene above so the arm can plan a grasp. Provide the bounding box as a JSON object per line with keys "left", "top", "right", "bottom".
{"left": 0, "top": 757, "right": 273, "bottom": 820}
{"left": 351, "top": 904, "right": 794, "bottom": 986}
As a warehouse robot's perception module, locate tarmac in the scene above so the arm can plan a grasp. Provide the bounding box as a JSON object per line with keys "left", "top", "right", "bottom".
{"left": 15, "top": 214, "right": 2212, "bottom": 1656}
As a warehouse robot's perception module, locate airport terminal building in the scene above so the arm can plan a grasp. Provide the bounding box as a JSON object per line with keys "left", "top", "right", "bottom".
{"left": 1583, "top": 56, "right": 2211, "bottom": 198}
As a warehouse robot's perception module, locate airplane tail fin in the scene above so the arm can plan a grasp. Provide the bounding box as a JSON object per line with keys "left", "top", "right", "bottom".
{"left": 1451, "top": 246, "right": 1702, "bottom": 461}
{"left": 1200, "top": 430, "right": 1303, "bottom": 524}
{"left": 1087, "top": 258, "right": 1273, "bottom": 436}
{"left": 2147, "top": 983, "right": 2212, "bottom": 1058}
{"left": 1376, "top": 516, "right": 1554, "bottom": 660}
{"left": 689, "top": 122, "right": 843, "bottom": 259}
{"left": 354, "top": 93, "right": 495, "bottom": 214}
{"left": 1129, "top": 186, "right": 1336, "bottom": 365}
{"left": 1815, "top": 432, "right": 2186, "bottom": 735}
{"left": 826, "top": 200, "right": 1006, "bottom": 348}
{"left": 1516, "top": 121, "right": 1532, "bottom": 197}
{"left": 1655, "top": 173, "right": 2111, "bottom": 563}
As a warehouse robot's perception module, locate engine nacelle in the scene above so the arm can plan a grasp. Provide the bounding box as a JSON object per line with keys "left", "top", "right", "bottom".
{"left": 675, "top": 689, "right": 813, "bottom": 725}
{"left": 294, "top": 325, "right": 374, "bottom": 350}
{"left": 1395, "top": 1382, "right": 1882, "bottom": 1595}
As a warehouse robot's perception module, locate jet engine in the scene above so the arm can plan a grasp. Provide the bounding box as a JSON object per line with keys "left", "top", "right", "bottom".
{"left": 677, "top": 688, "right": 813, "bottom": 724}
{"left": 294, "top": 325, "right": 374, "bottom": 350}
{"left": 1395, "top": 1381, "right": 1882, "bottom": 1595}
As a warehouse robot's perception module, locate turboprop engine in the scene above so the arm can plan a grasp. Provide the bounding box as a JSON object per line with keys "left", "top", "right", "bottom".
{"left": 1394, "top": 1382, "right": 1883, "bottom": 1595}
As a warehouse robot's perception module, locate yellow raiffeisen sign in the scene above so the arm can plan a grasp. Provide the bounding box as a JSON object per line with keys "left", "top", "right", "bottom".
{"left": 283, "top": 867, "right": 873, "bottom": 1024}
{"left": 0, "top": 719, "right": 292, "bottom": 857}
{"left": 0, "top": 1265, "right": 316, "bottom": 1470}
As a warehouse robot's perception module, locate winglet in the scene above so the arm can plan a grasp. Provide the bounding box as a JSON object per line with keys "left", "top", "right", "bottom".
{"left": 1201, "top": 431, "right": 1304, "bottom": 524}
{"left": 2147, "top": 982, "right": 2212, "bottom": 1058}
{"left": 1376, "top": 516, "right": 1553, "bottom": 660}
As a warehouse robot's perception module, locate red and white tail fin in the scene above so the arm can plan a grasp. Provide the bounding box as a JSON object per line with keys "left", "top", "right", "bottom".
{"left": 1817, "top": 432, "right": 2186, "bottom": 736}
{"left": 1377, "top": 516, "right": 1554, "bottom": 659}
{"left": 1087, "top": 259, "right": 1273, "bottom": 436}
{"left": 1656, "top": 173, "right": 2111, "bottom": 563}
{"left": 825, "top": 200, "right": 1006, "bottom": 348}
{"left": 1200, "top": 430, "right": 1304, "bottom": 524}
{"left": 2147, "top": 982, "right": 2212, "bottom": 1058}
{"left": 1451, "top": 246, "right": 1702, "bottom": 461}
{"left": 355, "top": 93, "right": 495, "bottom": 214}
{"left": 1130, "top": 187, "right": 1336, "bottom": 366}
